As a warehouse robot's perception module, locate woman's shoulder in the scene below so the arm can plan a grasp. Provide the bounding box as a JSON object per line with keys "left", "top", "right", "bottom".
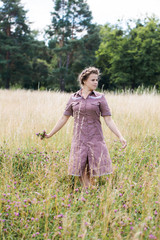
{"left": 93, "top": 91, "right": 105, "bottom": 99}
{"left": 94, "top": 91, "right": 103, "bottom": 96}
{"left": 70, "top": 90, "right": 82, "bottom": 100}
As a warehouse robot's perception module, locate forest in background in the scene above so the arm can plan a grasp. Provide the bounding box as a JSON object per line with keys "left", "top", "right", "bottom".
{"left": 0, "top": 0, "right": 160, "bottom": 92}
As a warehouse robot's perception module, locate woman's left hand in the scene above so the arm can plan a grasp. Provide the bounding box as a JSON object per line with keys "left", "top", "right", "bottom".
{"left": 119, "top": 136, "right": 127, "bottom": 149}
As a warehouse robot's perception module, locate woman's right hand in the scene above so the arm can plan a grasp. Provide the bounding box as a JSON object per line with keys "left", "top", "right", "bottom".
{"left": 44, "top": 133, "right": 51, "bottom": 139}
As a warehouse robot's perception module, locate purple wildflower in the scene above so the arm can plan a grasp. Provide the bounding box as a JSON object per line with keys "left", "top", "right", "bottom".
{"left": 154, "top": 210, "right": 158, "bottom": 215}
{"left": 81, "top": 197, "right": 86, "bottom": 202}
{"left": 149, "top": 234, "right": 157, "bottom": 239}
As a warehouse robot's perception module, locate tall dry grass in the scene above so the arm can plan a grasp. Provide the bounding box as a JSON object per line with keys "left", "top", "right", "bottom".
{"left": 0, "top": 89, "right": 160, "bottom": 239}
{"left": 0, "top": 89, "right": 159, "bottom": 152}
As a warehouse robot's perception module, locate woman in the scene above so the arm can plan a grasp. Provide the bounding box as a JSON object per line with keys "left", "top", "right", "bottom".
{"left": 44, "top": 67, "right": 127, "bottom": 188}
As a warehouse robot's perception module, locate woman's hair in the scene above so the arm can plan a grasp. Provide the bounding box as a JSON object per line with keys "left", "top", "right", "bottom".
{"left": 78, "top": 67, "right": 100, "bottom": 86}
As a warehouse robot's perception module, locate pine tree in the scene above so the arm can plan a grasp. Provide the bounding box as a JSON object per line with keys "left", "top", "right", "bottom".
{"left": 47, "top": 0, "right": 93, "bottom": 91}
{"left": 0, "top": 0, "right": 31, "bottom": 88}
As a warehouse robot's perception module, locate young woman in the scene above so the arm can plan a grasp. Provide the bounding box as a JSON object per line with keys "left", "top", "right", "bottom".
{"left": 44, "top": 67, "right": 127, "bottom": 188}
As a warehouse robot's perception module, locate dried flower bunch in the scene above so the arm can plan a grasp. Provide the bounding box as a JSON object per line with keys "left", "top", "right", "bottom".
{"left": 36, "top": 130, "right": 46, "bottom": 140}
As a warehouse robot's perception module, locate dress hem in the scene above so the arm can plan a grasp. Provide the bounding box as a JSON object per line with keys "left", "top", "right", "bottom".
{"left": 68, "top": 171, "right": 113, "bottom": 177}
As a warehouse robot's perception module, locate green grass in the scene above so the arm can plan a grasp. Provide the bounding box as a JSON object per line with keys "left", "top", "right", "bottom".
{"left": 0, "top": 136, "right": 159, "bottom": 240}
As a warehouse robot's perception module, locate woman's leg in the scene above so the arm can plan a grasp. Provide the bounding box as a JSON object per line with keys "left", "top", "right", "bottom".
{"left": 79, "top": 158, "right": 92, "bottom": 188}
{"left": 79, "top": 169, "right": 91, "bottom": 188}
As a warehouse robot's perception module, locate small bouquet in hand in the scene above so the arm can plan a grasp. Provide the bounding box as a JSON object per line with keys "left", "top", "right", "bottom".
{"left": 36, "top": 130, "right": 46, "bottom": 140}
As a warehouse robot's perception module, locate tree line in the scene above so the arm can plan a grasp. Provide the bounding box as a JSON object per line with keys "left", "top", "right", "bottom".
{"left": 0, "top": 0, "right": 160, "bottom": 92}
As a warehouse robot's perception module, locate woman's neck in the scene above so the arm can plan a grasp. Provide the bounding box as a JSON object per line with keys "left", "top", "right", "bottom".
{"left": 81, "top": 88, "right": 92, "bottom": 95}
{"left": 81, "top": 88, "right": 92, "bottom": 99}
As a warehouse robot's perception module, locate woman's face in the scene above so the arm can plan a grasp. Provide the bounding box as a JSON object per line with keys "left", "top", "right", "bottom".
{"left": 83, "top": 73, "right": 99, "bottom": 91}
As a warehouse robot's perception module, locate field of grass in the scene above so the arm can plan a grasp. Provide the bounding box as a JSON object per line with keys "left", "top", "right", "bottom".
{"left": 0, "top": 89, "right": 160, "bottom": 239}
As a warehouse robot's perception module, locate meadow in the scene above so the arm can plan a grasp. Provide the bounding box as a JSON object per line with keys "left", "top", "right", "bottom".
{"left": 0, "top": 89, "right": 159, "bottom": 240}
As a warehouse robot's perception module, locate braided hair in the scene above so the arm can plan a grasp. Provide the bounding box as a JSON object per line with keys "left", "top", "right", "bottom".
{"left": 78, "top": 67, "right": 100, "bottom": 86}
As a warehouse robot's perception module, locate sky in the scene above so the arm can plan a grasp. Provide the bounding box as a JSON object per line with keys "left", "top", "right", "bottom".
{"left": 2, "top": 0, "right": 160, "bottom": 39}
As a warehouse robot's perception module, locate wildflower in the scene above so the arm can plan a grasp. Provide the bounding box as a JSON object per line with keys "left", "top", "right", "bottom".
{"left": 78, "top": 234, "right": 83, "bottom": 238}
{"left": 81, "top": 197, "right": 86, "bottom": 202}
{"left": 14, "top": 212, "right": 19, "bottom": 216}
{"left": 32, "top": 233, "right": 36, "bottom": 237}
{"left": 58, "top": 226, "right": 62, "bottom": 229}
{"left": 149, "top": 234, "right": 157, "bottom": 239}
{"left": 114, "top": 209, "right": 118, "bottom": 213}
{"left": 36, "top": 130, "right": 46, "bottom": 140}
{"left": 154, "top": 210, "right": 158, "bottom": 215}
{"left": 51, "top": 195, "right": 56, "bottom": 198}
{"left": 130, "top": 226, "right": 134, "bottom": 230}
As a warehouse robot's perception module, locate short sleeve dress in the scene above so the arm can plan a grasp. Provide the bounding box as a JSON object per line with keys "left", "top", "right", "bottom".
{"left": 63, "top": 89, "right": 113, "bottom": 177}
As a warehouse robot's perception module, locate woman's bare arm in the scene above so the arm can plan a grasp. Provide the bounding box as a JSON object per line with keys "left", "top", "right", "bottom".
{"left": 45, "top": 115, "right": 70, "bottom": 139}
{"left": 103, "top": 116, "right": 127, "bottom": 148}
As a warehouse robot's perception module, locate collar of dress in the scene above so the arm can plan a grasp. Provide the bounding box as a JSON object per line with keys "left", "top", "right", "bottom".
{"left": 76, "top": 89, "right": 98, "bottom": 97}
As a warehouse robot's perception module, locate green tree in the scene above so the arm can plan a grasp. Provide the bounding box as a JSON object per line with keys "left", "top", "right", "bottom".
{"left": 96, "top": 23, "right": 124, "bottom": 90}
{"left": 96, "top": 17, "right": 160, "bottom": 90}
{"left": 25, "top": 39, "right": 52, "bottom": 89}
{"left": 67, "top": 24, "right": 101, "bottom": 91}
{"left": 47, "top": 0, "right": 93, "bottom": 91}
{"left": 0, "top": 0, "right": 32, "bottom": 88}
